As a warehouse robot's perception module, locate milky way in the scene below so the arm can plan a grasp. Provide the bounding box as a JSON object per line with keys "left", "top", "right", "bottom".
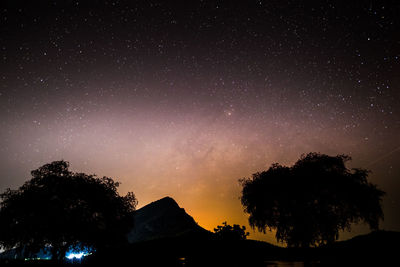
{"left": 1, "top": 1, "right": 399, "bottom": 244}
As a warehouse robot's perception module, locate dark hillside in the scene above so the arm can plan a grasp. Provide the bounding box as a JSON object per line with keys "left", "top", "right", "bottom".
{"left": 317, "top": 230, "right": 400, "bottom": 265}
{"left": 127, "top": 196, "right": 210, "bottom": 243}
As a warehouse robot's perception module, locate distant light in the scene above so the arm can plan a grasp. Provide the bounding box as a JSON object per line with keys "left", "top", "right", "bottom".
{"left": 66, "top": 252, "right": 85, "bottom": 259}
{"left": 65, "top": 247, "right": 92, "bottom": 260}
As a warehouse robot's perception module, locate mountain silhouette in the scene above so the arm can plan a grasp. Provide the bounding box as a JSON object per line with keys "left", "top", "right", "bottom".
{"left": 127, "top": 196, "right": 210, "bottom": 243}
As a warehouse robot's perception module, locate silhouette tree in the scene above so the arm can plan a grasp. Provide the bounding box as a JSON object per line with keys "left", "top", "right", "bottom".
{"left": 214, "top": 222, "right": 249, "bottom": 240}
{"left": 0, "top": 160, "right": 137, "bottom": 261}
{"left": 239, "top": 153, "right": 385, "bottom": 247}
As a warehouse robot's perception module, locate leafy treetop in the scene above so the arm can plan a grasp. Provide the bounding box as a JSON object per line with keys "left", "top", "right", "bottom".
{"left": 0, "top": 160, "right": 137, "bottom": 260}
{"left": 214, "top": 221, "right": 249, "bottom": 241}
{"left": 240, "top": 152, "right": 385, "bottom": 247}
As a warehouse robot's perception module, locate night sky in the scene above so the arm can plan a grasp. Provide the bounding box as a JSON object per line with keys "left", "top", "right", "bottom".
{"left": 1, "top": 1, "right": 399, "bottom": 244}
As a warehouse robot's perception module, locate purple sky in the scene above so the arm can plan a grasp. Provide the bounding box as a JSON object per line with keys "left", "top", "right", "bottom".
{"left": 1, "top": 1, "right": 399, "bottom": 244}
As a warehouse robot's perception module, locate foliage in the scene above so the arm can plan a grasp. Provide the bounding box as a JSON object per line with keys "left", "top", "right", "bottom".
{"left": 239, "top": 152, "right": 385, "bottom": 247}
{"left": 0, "top": 160, "right": 137, "bottom": 260}
{"left": 214, "top": 221, "right": 249, "bottom": 240}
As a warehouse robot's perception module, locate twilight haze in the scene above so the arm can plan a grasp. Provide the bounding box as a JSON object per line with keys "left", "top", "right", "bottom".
{"left": 0, "top": 1, "right": 399, "bottom": 244}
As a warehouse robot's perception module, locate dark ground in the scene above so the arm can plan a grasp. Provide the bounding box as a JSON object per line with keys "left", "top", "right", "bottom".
{"left": 1, "top": 231, "right": 399, "bottom": 267}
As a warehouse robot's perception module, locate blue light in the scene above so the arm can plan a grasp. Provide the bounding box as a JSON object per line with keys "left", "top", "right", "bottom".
{"left": 66, "top": 252, "right": 85, "bottom": 259}
{"left": 65, "top": 247, "right": 92, "bottom": 260}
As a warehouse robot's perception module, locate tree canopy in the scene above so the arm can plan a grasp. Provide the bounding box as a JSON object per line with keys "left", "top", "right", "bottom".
{"left": 214, "top": 222, "right": 249, "bottom": 241}
{"left": 0, "top": 160, "right": 137, "bottom": 260}
{"left": 239, "top": 152, "right": 385, "bottom": 247}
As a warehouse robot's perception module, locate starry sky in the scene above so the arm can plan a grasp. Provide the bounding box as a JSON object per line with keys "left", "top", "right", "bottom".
{"left": 1, "top": 1, "right": 399, "bottom": 244}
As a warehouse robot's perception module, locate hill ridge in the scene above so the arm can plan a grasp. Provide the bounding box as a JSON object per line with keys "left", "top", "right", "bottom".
{"left": 127, "top": 196, "right": 208, "bottom": 243}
